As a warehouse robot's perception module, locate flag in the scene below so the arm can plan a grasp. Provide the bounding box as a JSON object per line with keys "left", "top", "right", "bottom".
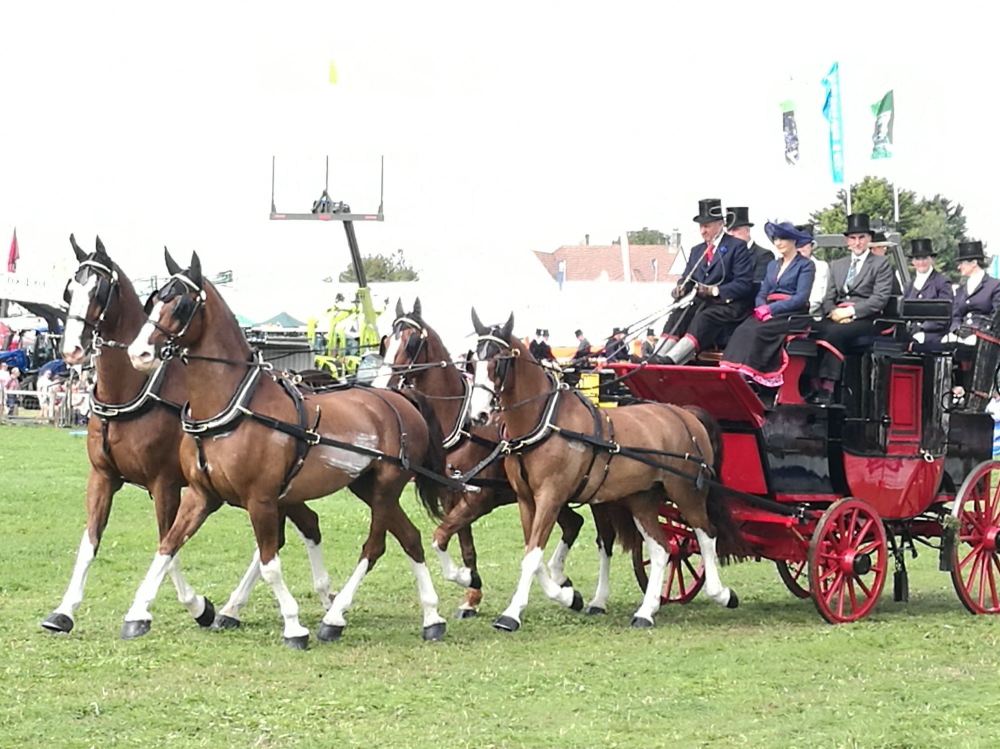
{"left": 781, "top": 99, "right": 800, "bottom": 165}
{"left": 821, "top": 62, "right": 845, "bottom": 184}
{"left": 7, "top": 229, "right": 18, "bottom": 273}
{"left": 871, "top": 90, "right": 894, "bottom": 160}
{"left": 328, "top": 60, "right": 338, "bottom": 85}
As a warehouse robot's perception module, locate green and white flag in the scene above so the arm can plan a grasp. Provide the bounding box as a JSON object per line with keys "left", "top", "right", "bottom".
{"left": 871, "top": 90, "right": 894, "bottom": 160}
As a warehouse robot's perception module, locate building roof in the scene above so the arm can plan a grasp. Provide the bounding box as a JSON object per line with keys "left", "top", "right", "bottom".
{"left": 533, "top": 244, "right": 679, "bottom": 283}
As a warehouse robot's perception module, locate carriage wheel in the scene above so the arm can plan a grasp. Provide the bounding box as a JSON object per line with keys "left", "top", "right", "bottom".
{"left": 950, "top": 460, "right": 1000, "bottom": 614}
{"left": 632, "top": 505, "right": 705, "bottom": 605}
{"left": 808, "top": 498, "right": 888, "bottom": 623}
{"left": 775, "top": 559, "right": 811, "bottom": 599}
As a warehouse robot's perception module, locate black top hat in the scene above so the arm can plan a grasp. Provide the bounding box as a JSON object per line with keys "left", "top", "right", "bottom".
{"left": 574, "top": 329, "right": 583, "bottom": 337}
{"left": 541, "top": 329, "right": 549, "bottom": 337}
{"left": 957, "top": 241, "right": 985, "bottom": 261}
{"left": 693, "top": 198, "right": 725, "bottom": 224}
{"left": 727, "top": 206, "right": 754, "bottom": 229}
{"left": 908, "top": 238, "right": 936, "bottom": 258}
{"left": 646, "top": 328, "right": 655, "bottom": 337}
{"left": 612, "top": 327, "right": 623, "bottom": 335}
{"left": 843, "top": 213, "right": 873, "bottom": 236}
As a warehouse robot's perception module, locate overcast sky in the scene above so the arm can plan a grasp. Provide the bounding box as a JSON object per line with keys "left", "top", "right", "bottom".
{"left": 2, "top": 0, "right": 998, "bottom": 291}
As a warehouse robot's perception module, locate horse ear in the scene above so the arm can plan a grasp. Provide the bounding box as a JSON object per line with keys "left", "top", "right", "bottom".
{"left": 501, "top": 313, "right": 514, "bottom": 340}
{"left": 413, "top": 297, "right": 422, "bottom": 317}
{"left": 395, "top": 298, "right": 404, "bottom": 318}
{"left": 189, "top": 251, "right": 203, "bottom": 287}
{"left": 95, "top": 235, "right": 108, "bottom": 259}
{"left": 164, "top": 246, "right": 182, "bottom": 276}
{"left": 471, "top": 307, "right": 486, "bottom": 335}
{"left": 70, "top": 233, "right": 86, "bottom": 262}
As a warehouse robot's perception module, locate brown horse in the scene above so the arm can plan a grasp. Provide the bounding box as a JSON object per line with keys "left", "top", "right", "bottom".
{"left": 373, "top": 299, "right": 589, "bottom": 617}
{"left": 124, "top": 250, "right": 450, "bottom": 647}
{"left": 47, "top": 236, "right": 333, "bottom": 636}
{"left": 469, "top": 310, "right": 743, "bottom": 630}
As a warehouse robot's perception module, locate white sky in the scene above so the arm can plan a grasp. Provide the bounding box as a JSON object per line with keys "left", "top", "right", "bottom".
{"left": 2, "top": 0, "right": 998, "bottom": 302}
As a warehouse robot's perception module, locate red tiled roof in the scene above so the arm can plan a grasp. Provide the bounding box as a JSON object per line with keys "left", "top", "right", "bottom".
{"left": 533, "top": 244, "right": 678, "bottom": 282}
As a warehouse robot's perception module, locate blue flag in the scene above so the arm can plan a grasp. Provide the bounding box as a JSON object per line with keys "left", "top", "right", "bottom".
{"left": 821, "top": 62, "right": 845, "bottom": 185}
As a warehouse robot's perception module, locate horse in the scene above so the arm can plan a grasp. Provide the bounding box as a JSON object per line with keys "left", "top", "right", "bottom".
{"left": 373, "top": 299, "right": 589, "bottom": 617}
{"left": 47, "top": 235, "right": 334, "bottom": 636}
{"left": 468, "top": 310, "right": 743, "bottom": 630}
{"left": 125, "top": 250, "right": 451, "bottom": 648}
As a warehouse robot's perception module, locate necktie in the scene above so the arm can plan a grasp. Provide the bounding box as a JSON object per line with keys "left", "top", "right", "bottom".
{"left": 705, "top": 243, "right": 715, "bottom": 264}
{"left": 844, "top": 258, "right": 860, "bottom": 292}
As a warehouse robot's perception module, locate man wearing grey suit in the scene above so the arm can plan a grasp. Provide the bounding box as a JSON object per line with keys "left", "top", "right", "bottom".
{"left": 810, "top": 213, "right": 895, "bottom": 404}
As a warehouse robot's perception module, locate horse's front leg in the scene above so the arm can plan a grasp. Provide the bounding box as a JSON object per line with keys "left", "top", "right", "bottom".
{"left": 285, "top": 504, "right": 335, "bottom": 608}
{"left": 431, "top": 490, "right": 490, "bottom": 592}
{"left": 121, "top": 487, "right": 219, "bottom": 640}
{"left": 547, "top": 505, "right": 585, "bottom": 588}
{"left": 584, "top": 503, "right": 616, "bottom": 615}
{"left": 42, "top": 469, "right": 122, "bottom": 633}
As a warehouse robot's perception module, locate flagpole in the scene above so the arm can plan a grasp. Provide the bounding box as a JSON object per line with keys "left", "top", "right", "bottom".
{"left": 893, "top": 182, "right": 900, "bottom": 225}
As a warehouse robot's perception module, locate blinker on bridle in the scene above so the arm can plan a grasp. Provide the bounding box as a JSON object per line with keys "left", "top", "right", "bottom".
{"left": 147, "top": 272, "right": 207, "bottom": 356}
{"left": 65, "top": 258, "right": 121, "bottom": 347}
{"left": 475, "top": 330, "right": 519, "bottom": 409}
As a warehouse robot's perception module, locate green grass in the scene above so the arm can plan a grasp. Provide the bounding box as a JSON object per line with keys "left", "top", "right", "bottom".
{"left": 1, "top": 425, "right": 998, "bottom": 748}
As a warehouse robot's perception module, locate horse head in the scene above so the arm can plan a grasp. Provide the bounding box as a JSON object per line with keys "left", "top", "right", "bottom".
{"left": 372, "top": 297, "right": 432, "bottom": 389}
{"left": 469, "top": 308, "right": 514, "bottom": 424}
{"left": 62, "top": 234, "right": 122, "bottom": 364}
{"left": 128, "top": 248, "right": 206, "bottom": 372}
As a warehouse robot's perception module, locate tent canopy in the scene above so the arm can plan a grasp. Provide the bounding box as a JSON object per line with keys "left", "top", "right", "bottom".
{"left": 256, "top": 311, "right": 306, "bottom": 328}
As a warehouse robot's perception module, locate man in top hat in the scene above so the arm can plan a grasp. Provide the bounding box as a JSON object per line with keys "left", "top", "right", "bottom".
{"left": 651, "top": 198, "right": 754, "bottom": 364}
{"left": 796, "top": 223, "right": 829, "bottom": 317}
{"left": 602, "top": 327, "right": 630, "bottom": 362}
{"left": 949, "top": 240, "right": 1000, "bottom": 339}
{"left": 810, "top": 212, "right": 894, "bottom": 404}
{"left": 572, "top": 328, "right": 591, "bottom": 364}
{"left": 869, "top": 231, "right": 902, "bottom": 293}
{"left": 903, "top": 238, "right": 953, "bottom": 351}
{"left": 535, "top": 329, "right": 556, "bottom": 362}
{"left": 727, "top": 206, "right": 774, "bottom": 284}
{"left": 640, "top": 328, "right": 658, "bottom": 359}
{"left": 528, "top": 329, "right": 543, "bottom": 359}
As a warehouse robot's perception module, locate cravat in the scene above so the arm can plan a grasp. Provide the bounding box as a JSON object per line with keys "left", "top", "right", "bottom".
{"left": 844, "top": 257, "right": 860, "bottom": 292}
{"left": 705, "top": 243, "right": 715, "bottom": 264}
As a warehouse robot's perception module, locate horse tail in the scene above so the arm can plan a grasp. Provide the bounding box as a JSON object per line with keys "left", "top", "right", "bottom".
{"left": 683, "top": 405, "right": 747, "bottom": 561}
{"left": 603, "top": 503, "right": 642, "bottom": 554}
{"left": 403, "top": 389, "right": 447, "bottom": 520}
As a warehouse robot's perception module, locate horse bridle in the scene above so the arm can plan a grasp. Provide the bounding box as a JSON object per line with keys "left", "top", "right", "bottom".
{"left": 390, "top": 315, "right": 430, "bottom": 381}
{"left": 144, "top": 272, "right": 207, "bottom": 357}
{"left": 474, "top": 329, "right": 519, "bottom": 411}
{"left": 64, "top": 258, "right": 123, "bottom": 351}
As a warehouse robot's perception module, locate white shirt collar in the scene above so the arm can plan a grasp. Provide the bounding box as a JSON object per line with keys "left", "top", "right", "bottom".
{"left": 967, "top": 267, "right": 985, "bottom": 294}
{"left": 849, "top": 250, "right": 870, "bottom": 267}
{"left": 913, "top": 268, "right": 933, "bottom": 290}
{"left": 708, "top": 227, "right": 725, "bottom": 248}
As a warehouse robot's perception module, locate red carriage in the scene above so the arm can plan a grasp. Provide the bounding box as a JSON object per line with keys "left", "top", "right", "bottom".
{"left": 609, "top": 315, "right": 1000, "bottom": 623}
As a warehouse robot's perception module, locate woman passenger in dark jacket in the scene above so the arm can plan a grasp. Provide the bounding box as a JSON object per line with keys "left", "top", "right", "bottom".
{"left": 721, "top": 221, "right": 815, "bottom": 389}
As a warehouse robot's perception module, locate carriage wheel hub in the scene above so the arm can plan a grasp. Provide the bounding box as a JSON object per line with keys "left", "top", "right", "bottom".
{"left": 839, "top": 550, "right": 871, "bottom": 576}
{"left": 985, "top": 528, "right": 999, "bottom": 553}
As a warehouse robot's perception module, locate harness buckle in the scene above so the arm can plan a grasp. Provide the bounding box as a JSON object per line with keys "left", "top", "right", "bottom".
{"left": 305, "top": 430, "right": 322, "bottom": 446}
{"left": 610, "top": 441, "right": 621, "bottom": 454}
{"left": 500, "top": 440, "right": 512, "bottom": 455}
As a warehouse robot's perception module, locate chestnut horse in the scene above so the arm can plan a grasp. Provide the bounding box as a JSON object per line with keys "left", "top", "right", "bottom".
{"left": 48, "top": 236, "right": 333, "bottom": 636}
{"left": 469, "top": 311, "right": 743, "bottom": 630}
{"left": 125, "top": 251, "right": 451, "bottom": 647}
{"left": 373, "top": 299, "right": 589, "bottom": 617}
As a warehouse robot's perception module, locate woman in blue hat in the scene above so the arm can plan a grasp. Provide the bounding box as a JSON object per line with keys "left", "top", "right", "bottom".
{"left": 720, "top": 221, "right": 815, "bottom": 391}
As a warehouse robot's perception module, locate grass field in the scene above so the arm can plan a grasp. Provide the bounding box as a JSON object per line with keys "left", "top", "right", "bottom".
{"left": 2, "top": 425, "right": 999, "bottom": 748}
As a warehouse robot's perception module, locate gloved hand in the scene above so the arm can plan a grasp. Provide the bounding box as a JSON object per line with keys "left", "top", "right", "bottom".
{"left": 695, "top": 283, "right": 713, "bottom": 299}
{"left": 912, "top": 332, "right": 926, "bottom": 344}
{"left": 672, "top": 283, "right": 690, "bottom": 300}
{"left": 753, "top": 305, "right": 772, "bottom": 322}
{"left": 961, "top": 333, "right": 977, "bottom": 346}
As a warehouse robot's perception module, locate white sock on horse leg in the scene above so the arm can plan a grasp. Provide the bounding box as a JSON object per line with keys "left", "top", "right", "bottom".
{"left": 634, "top": 522, "right": 667, "bottom": 622}
{"left": 587, "top": 545, "right": 612, "bottom": 610}
{"left": 499, "top": 547, "right": 544, "bottom": 623}
{"left": 53, "top": 530, "right": 97, "bottom": 619}
{"left": 694, "top": 528, "right": 732, "bottom": 607}
{"left": 219, "top": 547, "right": 262, "bottom": 619}
{"left": 259, "top": 556, "right": 309, "bottom": 639}
{"left": 323, "top": 559, "right": 370, "bottom": 627}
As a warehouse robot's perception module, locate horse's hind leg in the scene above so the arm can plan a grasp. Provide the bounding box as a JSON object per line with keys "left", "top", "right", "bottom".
{"left": 627, "top": 495, "right": 670, "bottom": 627}
{"left": 431, "top": 490, "right": 488, "bottom": 591}
{"left": 675, "top": 490, "right": 739, "bottom": 609}
{"left": 42, "top": 470, "right": 122, "bottom": 633}
{"left": 548, "top": 505, "right": 585, "bottom": 588}
{"left": 383, "top": 497, "right": 447, "bottom": 640}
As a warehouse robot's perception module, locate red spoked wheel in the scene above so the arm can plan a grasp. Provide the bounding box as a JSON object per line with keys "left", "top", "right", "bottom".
{"left": 808, "top": 498, "right": 888, "bottom": 623}
{"left": 950, "top": 460, "right": 1000, "bottom": 614}
{"left": 775, "top": 559, "right": 811, "bottom": 599}
{"left": 632, "top": 504, "right": 705, "bottom": 604}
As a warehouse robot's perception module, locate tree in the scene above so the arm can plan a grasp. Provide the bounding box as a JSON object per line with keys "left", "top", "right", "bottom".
{"left": 339, "top": 248, "right": 420, "bottom": 282}
{"left": 809, "top": 176, "right": 974, "bottom": 277}
{"left": 627, "top": 227, "right": 668, "bottom": 245}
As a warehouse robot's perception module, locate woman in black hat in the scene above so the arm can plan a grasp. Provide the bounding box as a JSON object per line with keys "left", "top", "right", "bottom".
{"left": 948, "top": 241, "right": 1000, "bottom": 341}
{"left": 720, "top": 222, "right": 815, "bottom": 391}
{"left": 903, "top": 238, "right": 953, "bottom": 351}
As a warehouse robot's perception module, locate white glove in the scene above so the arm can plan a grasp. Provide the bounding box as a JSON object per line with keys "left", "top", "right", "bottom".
{"left": 942, "top": 333, "right": 957, "bottom": 344}
{"left": 912, "top": 332, "right": 926, "bottom": 344}
{"left": 961, "top": 334, "right": 977, "bottom": 346}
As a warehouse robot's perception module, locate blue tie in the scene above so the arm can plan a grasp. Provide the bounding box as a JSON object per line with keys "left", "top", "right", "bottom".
{"left": 844, "top": 258, "right": 860, "bottom": 292}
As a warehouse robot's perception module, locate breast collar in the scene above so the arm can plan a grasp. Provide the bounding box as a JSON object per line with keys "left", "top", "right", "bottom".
{"left": 90, "top": 359, "right": 180, "bottom": 419}
{"left": 443, "top": 375, "right": 476, "bottom": 450}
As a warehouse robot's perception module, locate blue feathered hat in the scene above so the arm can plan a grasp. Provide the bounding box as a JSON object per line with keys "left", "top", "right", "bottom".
{"left": 764, "top": 221, "right": 814, "bottom": 248}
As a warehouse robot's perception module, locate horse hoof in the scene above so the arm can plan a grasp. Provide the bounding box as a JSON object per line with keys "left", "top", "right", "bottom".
{"left": 569, "top": 590, "right": 584, "bottom": 611}
{"left": 316, "top": 623, "right": 345, "bottom": 643}
{"left": 630, "top": 615, "right": 654, "bottom": 629}
{"left": 120, "top": 619, "right": 152, "bottom": 640}
{"left": 211, "top": 614, "right": 241, "bottom": 631}
{"left": 727, "top": 590, "right": 740, "bottom": 609}
{"left": 469, "top": 571, "right": 483, "bottom": 590}
{"left": 492, "top": 615, "right": 520, "bottom": 632}
{"left": 455, "top": 607, "right": 478, "bottom": 620}
{"left": 284, "top": 634, "right": 309, "bottom": 650}
{"left": 585, "top": 606, "right": 606, "bottom": 616}
{"left": 194, "top": 598, "right": 215, "bottom": 628}
{"left": 422, "top": 622, "right": 447, "bottom": 641}
{"left": 41, "top": 612, "right": 74, "bottom": 634}
{"left": 560, "top": 576, "right": 574, "bottom": 589}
